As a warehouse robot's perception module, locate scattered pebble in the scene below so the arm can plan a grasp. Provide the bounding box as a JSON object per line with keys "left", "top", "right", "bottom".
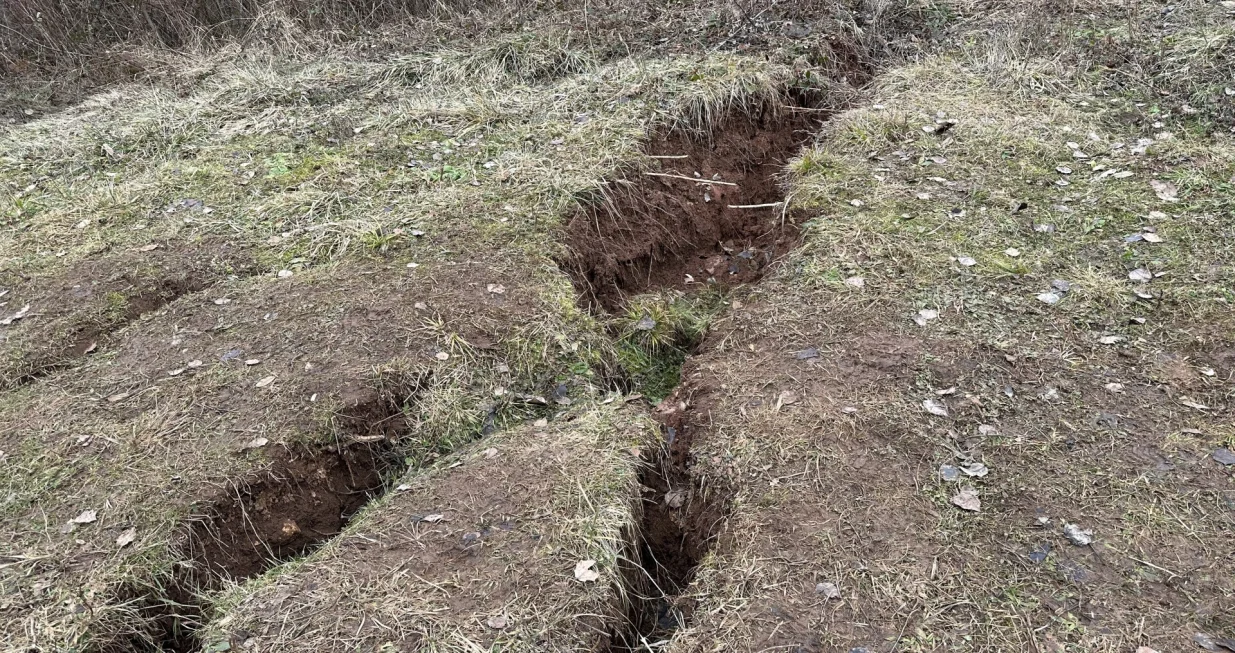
{"left": 957, "top": 256, "right": 977, "bottom": 267}
{"left": 277, "top": 269, "right": 294, "bottom": 278}
{"left": 1212, "top": 449, "right": 1235, "bottom": 466}
{"left": 1036, "top": 292, "right": 1062, "bottom": 305}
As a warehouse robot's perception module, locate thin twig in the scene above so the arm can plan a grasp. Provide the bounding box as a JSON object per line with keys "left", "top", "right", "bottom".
{"left": 1129, "top": 556, "right": 1180, "bottom": 579}
{"left": 648, "top": 154, "right": 689, "bottom": 159}
{"left": 643, "top": 172, "right": 738, "bottom": 186}
{"left": 727, "top": 202, "right": 783, "bottom": 209}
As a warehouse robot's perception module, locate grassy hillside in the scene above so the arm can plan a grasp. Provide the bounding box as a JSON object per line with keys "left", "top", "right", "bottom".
{"left": 1, "top": 1, "right": 1232, "bottom": 652}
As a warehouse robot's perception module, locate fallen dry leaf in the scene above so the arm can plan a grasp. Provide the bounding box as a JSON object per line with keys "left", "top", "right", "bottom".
{"left": 1149, "top": 179, "right": 1178, "bottom": 202}
{"left": 255, "top": 375, "right": 276, "bottom": 388}
{"left": 116, "top": 528, "right": 137, "bottom": 548}
{"left": 922, "top": 398, "right": 949, "bottom": 417}
{"left": 574, "top": 559, "right": 600, "bottom": 582}
{"left": 951, "top": 488, "right": 981, "bottom": 512}
{"left": 72, "top": 510, "right": 98, "bottom": 524}
{"left": 1063, "top": 523, "right": 1093, "bottom": 545}
{"left": 815, "top": 582, "right": 841, "bottom": 599}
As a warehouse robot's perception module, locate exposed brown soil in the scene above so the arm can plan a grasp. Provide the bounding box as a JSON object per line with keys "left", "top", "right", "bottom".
{"left": 184, "top": 442, "right": 407, "bottom": 582}
{"left": 562, "top": 110, "right": 818, "bottom": 312}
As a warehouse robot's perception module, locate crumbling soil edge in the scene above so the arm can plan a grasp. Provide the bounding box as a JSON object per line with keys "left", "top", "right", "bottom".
{"left": 560, "top": 105, "right": 819, "bottom": 313}
{"left": 576, "top": 105, "right": 819, "bottom": 648}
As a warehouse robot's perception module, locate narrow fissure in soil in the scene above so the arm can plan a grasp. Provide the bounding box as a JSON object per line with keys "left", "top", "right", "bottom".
{"left": 611, "top": 395, "right": 731, "bottom": 651}
{"left": 566, "top": 106, "right": 817, "bottom": 649}
{"left": 15, "top": 276, "right": 223, "bottom": 388}
{"left": 117, "top": 392, "right": 415, "bottom": 653}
